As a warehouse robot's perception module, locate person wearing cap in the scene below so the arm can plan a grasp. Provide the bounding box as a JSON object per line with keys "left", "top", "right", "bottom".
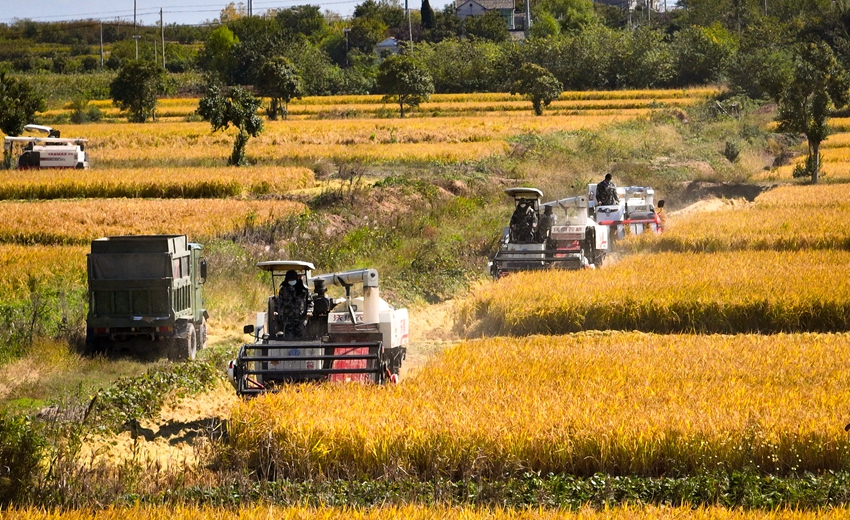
{"left": 277, "top": 269, "right": 312, "bottom": 339}
{"left": 596, "top": 173, "right": 619, "bottom": 206}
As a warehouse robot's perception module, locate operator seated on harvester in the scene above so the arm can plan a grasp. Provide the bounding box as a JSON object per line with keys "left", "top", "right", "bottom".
{"left": 596, "top": 173, "right": 620, "bottom": 207}
{"left": 276, "top": 269, "right": 313, "bottom": 339}
{"left": 510, "top": 199, "right": 538, "bottom": 243}
{"left": 537, "top": 205, "right": 555, "bottom": 246}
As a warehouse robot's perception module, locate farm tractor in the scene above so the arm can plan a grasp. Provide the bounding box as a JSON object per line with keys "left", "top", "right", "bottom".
{"left": 227, "top": 261, "right": 408, "bottom": 396}
{"left": 3, "top": 125, "right": 89, "bottom": 169}
{"left": 587, "top": 184, "right": 661, "bottom": 239}
{"left": 489, "top": 187, "right": 609, "bottom": 277}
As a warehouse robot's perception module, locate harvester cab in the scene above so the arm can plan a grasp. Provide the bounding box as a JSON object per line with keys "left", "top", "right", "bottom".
{"left": 587, "top": 184, "right": 661, "bottom": 239}
{"left": 3, "top": 125, "right": 88, "bottom": 169}
{"left": 227, "top": 261, "right": 408, "bottom": 396}
{"left": 489, "top": 188, "right": 609, "bottom": 278}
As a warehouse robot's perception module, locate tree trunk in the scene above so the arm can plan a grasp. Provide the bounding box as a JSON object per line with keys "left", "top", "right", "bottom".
{"left": 399, "top": 99, "right": 405, "bottom": 118}
{"left": 812, "top": 140, "right": 820, "bottom": 184}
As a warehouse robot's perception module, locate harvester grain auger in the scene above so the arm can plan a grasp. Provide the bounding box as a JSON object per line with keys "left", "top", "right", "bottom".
{"left": 488, "top": 188, "right": 609, "bottom": 277}
{"left": 227, "top": 261, "right": 408, "bottom": 396}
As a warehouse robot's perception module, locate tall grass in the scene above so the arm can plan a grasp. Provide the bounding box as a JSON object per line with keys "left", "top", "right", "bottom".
{"left": 227, "top": 332, "right": 850, "bottom": 480}
{"left": 456, "top": 251, "right": 850, "bottom": 336}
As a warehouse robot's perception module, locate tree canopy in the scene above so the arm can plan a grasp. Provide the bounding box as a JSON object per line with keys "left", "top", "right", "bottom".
{"left": 197, "top": 84, "right": 265, "bottom": 166}
{"left": 510, "top": 63, "right": 563, "bottom": 115}
{"left": 377, "top": 54, "right": 434, "bottom": 117}
{"left": 109, "top": 60, "right": 167, "bottom": 123}
{"left": 0, "top": 74, "right": 45, "bottom": 136}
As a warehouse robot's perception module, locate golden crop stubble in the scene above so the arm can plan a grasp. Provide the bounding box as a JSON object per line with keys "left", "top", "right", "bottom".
{"left": 0, "top": 199, "right": 304, "bottom": 245}
{"left": 228, "top": 332, "right": 850, "bottom": 480}
{"left": 457, "top": 250, "right": 850, "bottom": 336}
{"left": 3, "top": 504, "right": 850, "bottom": 520}
{"left": 0, "top": 166, "right": 314, "bottom": 200}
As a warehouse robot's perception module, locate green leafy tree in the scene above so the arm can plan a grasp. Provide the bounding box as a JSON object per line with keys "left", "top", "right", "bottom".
{"left": 510, "top": 63, "right": 563, "bottom": 115}
{"left": 529, "top": 10, "right": 561, "bottom": 39}
{"left": 463, "top": 11, "right": 510, "bottom": 42}
{"left": 354, "top": 0, "right": 405, "bottom": 29}
{"left": 672, "top": 24, "right": 736, "bottom": 85}
{"left": 276, "top": 5, "right": 327, "bottom": 39}
{"left": 257, "top": 57, "right": 304, "bottom": 120}
{"left": 538, "top": 0, "right": 595, "bottom": 33}
{"left": 349, "top": 16, "right": 389, "bottom": 53}
{"left": 197, "top": 84, "right": 265, "bottom": 166}
{"left": 777, "top": 41, "right": 850, "bottom": 184}
{"left": 0, "top": 73, "right": 46, "bottom": 168}
{"left": 109, "top": 60, "right": 167, "bottom": 123}
{"left": 377, "top": 54, "right": 434, "bottom": 117}
{"left": 0, "top": 73, "right": 45, "bottom": 136}
{"left": 198, "top": 25, "right": 240, "bottom": 82}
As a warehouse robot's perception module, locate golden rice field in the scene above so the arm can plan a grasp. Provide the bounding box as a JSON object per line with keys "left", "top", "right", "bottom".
{"left": 623, "top": 184, "right": 850, "bottom": 252}
{"left": 0, "top": 244, "right": 86, "bottom": 299}
{"left": 3, "top": 505, "right": 848, "bottom": 520}
{"left": 0, "top": 166, "right": 314, "bottom": 199}
{"left": 456, "top": 250, "right": 850, "bottom": 336}
{"left": 230, "top": 332, "right": 850, "bottom": 479}
{"left": 755, "top": 118, "right": 850, "bottom": 181}
{"left": 0, "top": 198, "right": 303, "bottom": 245}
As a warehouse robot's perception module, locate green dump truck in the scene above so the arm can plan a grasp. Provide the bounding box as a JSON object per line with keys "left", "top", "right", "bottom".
{"left": 85, "top": 235, "right": 208, "bottom": 361}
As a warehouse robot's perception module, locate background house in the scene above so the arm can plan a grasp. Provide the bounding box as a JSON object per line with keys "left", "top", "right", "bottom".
{"left": 455, "top": 0, "right": 516, "bottom": 30}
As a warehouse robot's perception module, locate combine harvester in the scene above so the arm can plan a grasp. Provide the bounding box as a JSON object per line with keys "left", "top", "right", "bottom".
{"left": 227, "top": 261, "right": 408, "bottom": 396}
{"left": 489, "top": 187, "right": 610, "bottom": 277}
{"left": 3, "top": 125, "right": 89, "bottom": 169}
{"left": 587, "top": 184, "right": 661, "bottom": 239}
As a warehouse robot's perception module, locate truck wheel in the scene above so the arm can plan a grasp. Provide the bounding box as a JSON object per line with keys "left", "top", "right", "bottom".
{"left": 198, "top": 318, "right": 208, "bottom": 350}
{"left": 167, "top": 325, "right": 197, "bottom": 362}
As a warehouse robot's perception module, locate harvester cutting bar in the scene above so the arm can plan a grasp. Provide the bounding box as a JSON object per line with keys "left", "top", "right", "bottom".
{"left": 239, "top": 367, "right": 384, "bottom": 376}
{"left": 237, "top": 353, "right": 379, "bottom": 362}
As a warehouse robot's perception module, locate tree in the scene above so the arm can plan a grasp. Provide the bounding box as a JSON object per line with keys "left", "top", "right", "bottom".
{"left": 529, "top": 10, "right": 561, "bottom": 39}
{"left": 276, "top": 5, "right": 327, "bottom": 39}
{"left": 257, "top": 57, "right": 304, "bottom": 120}
{"left": 421, "top": 0, "right": 436, "bottom": 30}
{"left": 377, "top": 55, "right": 434, "bottom": 117}
{"left": 109, "top": 60, "right": 167, "bottom": 123}
{"left": 463, "top": 11, "right": 510, "bottom": 42}
{"left": 0, "top": 73, "right": 46, "bottom": 168}
{"left": 537, "top": 0, "right": 595, "bottom": 33}
{"left": 777, "top": 41, "right": 850, "bottom": 183}
{"left": 671, "top": 24, "right": 736, "bottom": 85}
{"left": 349, "top": 16, "right": 389, "bottom": 53}
{"left": 510, "top": 63, "right": 563, "bottom": 115}
{"left": 0, "top": 73, "right": 45, "bottom": 136}
{"left": 197, "top": 84, "right": 264, "bottom": 166}
{"left": 197, "top": 25, "right": 240, "bottom": 83}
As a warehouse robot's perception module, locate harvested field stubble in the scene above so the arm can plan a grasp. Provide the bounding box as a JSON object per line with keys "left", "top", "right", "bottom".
{"left": 4, "top": 505, "right": 850, "bottom": 520}
{"left": 0, "top": 167, "right": 314, "bottom": 200}
{"left": 0, "top": 199, "right": 304, "bottom": 245}
{"left": 623, "top": 184, "right": 850, "bottom": 253}
{"left": 456, "top": 251, "right": 850, "bottom": 336}
{"left": 229, "top": 332, "right": 850, "bottom": 480}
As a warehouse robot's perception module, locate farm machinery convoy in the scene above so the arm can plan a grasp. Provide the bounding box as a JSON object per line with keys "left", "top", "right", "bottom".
{"left": 489, "top": 184, "right": 661, "bottom": 277}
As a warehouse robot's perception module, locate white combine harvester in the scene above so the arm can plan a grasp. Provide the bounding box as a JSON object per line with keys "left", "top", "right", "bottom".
{"left": 227, "top": 261, "right": 408, "bottom": 396}
{"left": 489, "top": 187, "right": 609, "bottom": 277}
{"left": 587, "top": 184, "right": 661, "bottom": 239}
{"left": 3, "top": 124, "right": 89, "bottom": 169}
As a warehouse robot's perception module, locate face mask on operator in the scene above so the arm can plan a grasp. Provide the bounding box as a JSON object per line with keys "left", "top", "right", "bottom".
{"left": 288, "top": 280, "right": 297, "bottom": 286}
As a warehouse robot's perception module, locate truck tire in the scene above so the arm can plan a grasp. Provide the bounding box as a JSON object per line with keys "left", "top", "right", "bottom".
{"left": 198, "top": 317, "right": 207, "bottom": 350}
{"left": 167, "top": 324, "right": 197, "bottom": 362}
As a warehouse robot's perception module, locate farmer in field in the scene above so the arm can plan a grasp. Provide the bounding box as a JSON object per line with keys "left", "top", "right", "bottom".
{"left": 656, "top": 199, "right": 667, "bottom": 231}
{"left": 538, "top": 205, "right": 555, "bottom": 245}
{"left": 510, "top": 199, "right": 538, "bottom": 243}
{"left": 277, "top": 269, "right": 313, "bottom": 339}
{"left": 596, "top": 173, "right": 619, "bottom": 206}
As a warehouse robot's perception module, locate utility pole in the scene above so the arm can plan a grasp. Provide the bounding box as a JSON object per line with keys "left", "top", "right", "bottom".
{"left": 161, "top": 8, "right": 165, "bottom": 68}
{"left": 99, "top": 22, "right": 104, "bottom": 69}
{"left": 133, "top": 0, "right": 139, "bottom": 60}
{"left": 406, "top": 0, "right": 412, "bottom": 43}
{"left": 248, "top": 0, "right": 253, "bottom": 16}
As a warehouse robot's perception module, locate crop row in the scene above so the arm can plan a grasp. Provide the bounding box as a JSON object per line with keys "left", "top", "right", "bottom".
{"left": 622, "top": 184, "right": 850, "bottom": 253}
{"left": 456, "top": 250, "right": 850, "bottom": 336}
{"left": 0, "top": 199, "right": 304, "bottom": 245}
{"left": 1, "top": 505, "right": 847, "bottom": 520}
{"left": 228, "top": 332, "right": 850, "bottom": 480}
{"left": 0, "top": 166, "right": 314, "bottom": 200}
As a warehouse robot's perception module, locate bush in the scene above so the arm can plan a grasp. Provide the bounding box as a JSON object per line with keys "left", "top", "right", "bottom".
{"left": 0, "top": 413, "right": 47, "bottom": 506}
